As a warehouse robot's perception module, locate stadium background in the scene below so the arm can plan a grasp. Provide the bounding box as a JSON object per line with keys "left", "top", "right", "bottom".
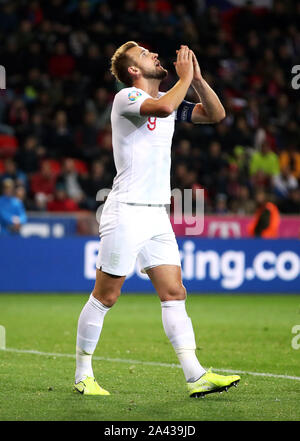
{"left": 0, "top": 0, "right": 300, "bottom": 293}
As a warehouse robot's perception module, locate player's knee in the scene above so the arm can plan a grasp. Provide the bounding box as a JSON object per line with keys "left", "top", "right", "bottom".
{"left": 92, "top": 288, "right": 121, "bottom": 308}
{"left": 164, "top": 283, "right": 187, "bottom": 301}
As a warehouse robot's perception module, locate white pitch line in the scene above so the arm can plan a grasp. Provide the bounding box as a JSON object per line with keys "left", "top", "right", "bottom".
{"left": 2, "top": 347, "right": 300, "bottom": 382}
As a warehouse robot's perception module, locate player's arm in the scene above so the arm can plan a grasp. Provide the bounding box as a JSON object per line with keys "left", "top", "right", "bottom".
{"left": 189, "top": 51, "right": 226, "bottom": 124}
{"left": 140, "top": 46, "right": 193, "bottom": 118}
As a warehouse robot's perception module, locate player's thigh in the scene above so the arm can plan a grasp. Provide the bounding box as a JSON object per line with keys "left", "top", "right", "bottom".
{"left": 146, "top": 264, "right": 186, "bottom": 302}
{"left": 137, "top": 230, "right": 181, "bottom": 273}
{"left": 97, "top": 200, "right": 147, "bottom": 277}
{"left": 92, "top": 268, "right": 126, "bottom": 307}
{"left": 137, "top": 231, "right": 185, "bottom": 301}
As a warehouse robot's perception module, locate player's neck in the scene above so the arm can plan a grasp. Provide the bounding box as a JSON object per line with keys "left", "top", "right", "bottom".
{"left": 133, "top": 78, "right": 160, "bottom": 98}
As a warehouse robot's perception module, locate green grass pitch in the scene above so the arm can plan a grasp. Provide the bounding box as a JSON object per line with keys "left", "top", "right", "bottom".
{"left": 0, "top": 293, "right": 299, "bottom": 421}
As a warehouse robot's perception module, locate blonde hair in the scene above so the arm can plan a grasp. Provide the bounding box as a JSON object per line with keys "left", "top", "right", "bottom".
{"left": 110, "top": 41, "right": 138, "bottom": 86}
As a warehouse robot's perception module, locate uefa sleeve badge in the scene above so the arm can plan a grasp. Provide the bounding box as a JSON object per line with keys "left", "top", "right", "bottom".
{"left": 128, "top": 90, "right": 142, "bottom": 102}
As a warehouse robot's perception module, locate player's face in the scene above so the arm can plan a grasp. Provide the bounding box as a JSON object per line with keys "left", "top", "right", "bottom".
{"left": 128, "top": 46, "right": 168, "bottom": 80}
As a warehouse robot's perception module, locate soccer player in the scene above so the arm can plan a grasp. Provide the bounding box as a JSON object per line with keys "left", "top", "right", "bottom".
{"left": 74, "top": 42, "right": 240, "bottom": 397}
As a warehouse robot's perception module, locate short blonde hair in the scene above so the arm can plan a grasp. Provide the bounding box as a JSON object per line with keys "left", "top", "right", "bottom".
{"left": 110, "top": 41, "right": 138, "bottom": 86}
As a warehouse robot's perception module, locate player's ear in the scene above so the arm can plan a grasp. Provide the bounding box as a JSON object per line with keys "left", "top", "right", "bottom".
{"left": 128, "top": 66, "right": 140, "bottom": 78}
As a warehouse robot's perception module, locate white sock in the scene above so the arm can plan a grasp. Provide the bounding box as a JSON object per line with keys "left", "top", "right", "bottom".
{"left": 161, "top": 300, "right": 206, "bottom": 383}
{"left": 75, "top": 294, "right": 110, "bottom": 383}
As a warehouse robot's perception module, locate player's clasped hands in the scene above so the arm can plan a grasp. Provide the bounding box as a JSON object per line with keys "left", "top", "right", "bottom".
{"left": 174, "top": 45, "right": 194, "bottom": 83}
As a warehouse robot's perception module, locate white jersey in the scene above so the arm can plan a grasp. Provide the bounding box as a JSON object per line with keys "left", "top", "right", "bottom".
{"left": 108, "top": 87, "right": 176, "bottom": 204}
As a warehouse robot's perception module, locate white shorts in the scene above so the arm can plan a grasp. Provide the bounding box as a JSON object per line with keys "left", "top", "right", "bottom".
{"left": 96, "top": 197, "right": 181, "bottom": 276}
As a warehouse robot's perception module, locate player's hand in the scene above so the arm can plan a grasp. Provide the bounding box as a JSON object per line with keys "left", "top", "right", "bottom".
{"left": 174, "top": 45, "right": 193, "bottom": 83}
{"left": 190, "top": 50, "right": 202, "bottom": 82}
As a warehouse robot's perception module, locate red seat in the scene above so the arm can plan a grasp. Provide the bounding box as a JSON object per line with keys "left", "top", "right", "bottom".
{"left": 0, "top": 159, "right": 4, "bottom": 173}
{"left": 0, "top": 134, "right": 18, "bottom": 157}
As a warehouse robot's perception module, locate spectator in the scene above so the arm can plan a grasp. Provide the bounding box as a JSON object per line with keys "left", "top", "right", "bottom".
{"left": 15, "top": 135, "right": 41, "bottom": 174}
{"left": 30, "top": 161, "right": 57, "bottom": 200}
{"left": 0, "top": 3, "right": 18, "bottom": 33}
{"left": 15, "top": 20, "right": 34, "bottom": 50}
{"left": 22, "top": 112, "right": 48, "bottom": 146}
{"left": 249, "top": 140, "right": 280, "bottom": 179}
{"left": 247, "top": 190, "right": 280, "bottom": 238}
{"left": 76, "top": 111, "right": 100, "bottom": 160}
{"left": 279, "top": 144, "right": 300, "bottom": 181}
{"left": 7, "top": 99, "right": 29, "bottom": 130}
{"left": 47, "top": 184, "right": 79, "bottom": 212}
{"left": 0, "top": 178, "right": 27, "bottom": 235}
{"left": 171, "top": 163, "right": 189, "bottom": 192}
{"left": 231, "top": 116, "right": 254, "bottom": 148}
{"left": 48, "top": 41, "right": 75, "bottom": 78}
{"left": 231, "top": 185, "right": 255, "bottom": 215}
{"left": 79, "top": 44, "right": 105, "bottom": 82}
{"left": 174, "top": 139, "right": 195, "bottom": 171}
{"left": 213, "top": 122, "right": 236, "bottom": 154}
{"left": 279, "top": 189, "right": 300, "bottom": 215}
{"left": 202, "top": 140, "right": 228, "bottom": 196}
{"left": 56, "top": 158, "right": 85, "bottom": 205}
{"left": 80, "top": 161, "right": 110, "bottom": 210}
{"left": 85, "top": 88, "right": 112, "bottom": 130}
{"left": 273, "top": 166, "right": 298, "bottom": 199}
{"left": 1, "top": 158, "right": 27, "bottom": 188}
{"left": 215, "top": 193, "right": 228, "bottom": 215}
{"left": 48, "top": 110, "right": 75, "bottom": 158}
{"left": 15, "top": 184, "right": 35, "bottom": 210}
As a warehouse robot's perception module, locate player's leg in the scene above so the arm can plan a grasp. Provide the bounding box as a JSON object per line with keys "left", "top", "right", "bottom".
{"left": 74, "top": 199, "right": 136, "bottom": 395}
{"left": 137, "top": 225, "right": 204, "bottom": 383}
{"left": 74, "top": 269, "right": 126, "bottom": 395}
{"left": 139, "top": 226, "right": 241, "bottom": 397}
{"left": 146, "top": 263, "right": 240, "bottom": 397}
{"left": 146, "top": 264, "right": 206, "bottom": 383}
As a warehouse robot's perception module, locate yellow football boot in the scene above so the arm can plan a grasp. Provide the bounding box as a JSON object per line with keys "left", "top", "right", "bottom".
{"left": 73, "top": 377, "right": 110, "bottom": 396}
{"left": 188, "top": 369, "right": 240, "bottom": 398}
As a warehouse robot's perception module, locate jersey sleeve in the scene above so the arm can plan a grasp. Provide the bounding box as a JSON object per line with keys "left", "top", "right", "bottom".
{"left": 117, "top": 88, "right": 150, "bottom": 117}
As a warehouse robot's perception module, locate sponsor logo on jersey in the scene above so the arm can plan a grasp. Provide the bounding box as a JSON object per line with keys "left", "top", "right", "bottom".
{"left": 128, "top": 90, "right": 142, "bottom": 102}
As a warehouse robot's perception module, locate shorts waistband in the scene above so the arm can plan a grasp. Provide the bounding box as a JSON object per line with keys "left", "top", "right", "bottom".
{"left": 125, "top": 202, "right": 165, "bottom": 207}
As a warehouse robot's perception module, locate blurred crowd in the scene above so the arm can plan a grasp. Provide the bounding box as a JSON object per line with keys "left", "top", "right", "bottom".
{"left": 0, "top": 0, "right": 300, "bottom": 217}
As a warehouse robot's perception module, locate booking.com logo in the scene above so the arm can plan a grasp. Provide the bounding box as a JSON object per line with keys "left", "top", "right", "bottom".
{"left": 84, "top": 240, "right": 300, "bottom": 289}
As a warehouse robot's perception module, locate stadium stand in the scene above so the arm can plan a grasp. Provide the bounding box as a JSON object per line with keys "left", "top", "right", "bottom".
{"left": 0, "top": 0, "right": 299, "bottom": 216}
